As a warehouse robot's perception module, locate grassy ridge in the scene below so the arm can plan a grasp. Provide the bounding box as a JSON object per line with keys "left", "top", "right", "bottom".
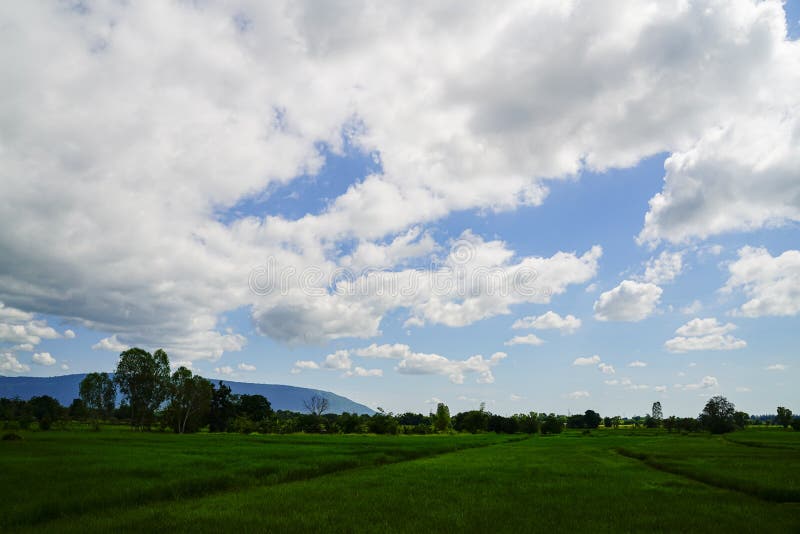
{"left": 0, "top": 428, "right": 513, "bottom": 529}
{"left": 3, "top": 428, "right": 799, "bottom": 533}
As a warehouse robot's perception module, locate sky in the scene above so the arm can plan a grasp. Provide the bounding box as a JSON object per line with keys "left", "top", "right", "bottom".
{"left": 1, "top": 1, "right": 799, "bottom": 417}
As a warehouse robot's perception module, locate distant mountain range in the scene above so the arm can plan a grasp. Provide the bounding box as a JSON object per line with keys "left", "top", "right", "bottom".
{"left": 0, "top": 374, "right": 375, "bottom": 415}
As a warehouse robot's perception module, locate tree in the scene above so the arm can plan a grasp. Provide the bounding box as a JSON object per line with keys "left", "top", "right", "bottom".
{"left": 776, "top": 407, "right": 793, "bottom": 429}
{"left": 699, "top": 395, "right": 736, "bottom": 434}
{"left": 540, "top": 413, "right": 564, "bottom": 435}
{"left": 79, "top": 372, "right": 116, "bottom": 426}
{"left": 433, "top": 402, "right": 451, "bottom": 432}
{"left": 584, "top": 410, "right": 601, "bottom": 429}
{"left": 28, "top": 395, "right": 64, "bottom": 430}
{"left": 167, "top": 367, "right": 213, "bottom": 433}
{"left": 238, "top": 394, "right": 273, "bottom": 423}
{"left": 303, "top": 394, "right": 330, "bottom": 417}
{"left": 733, "top": 411, "right": 749, "bottom": 429}
{"left": 113, "top": 348, "right": 171, "bottom": 430}
{"left": 209, "top": 381, "right": 237, "bottom": 432}
{"left": 651, "top": 401, "right": 663, "bottom": 423}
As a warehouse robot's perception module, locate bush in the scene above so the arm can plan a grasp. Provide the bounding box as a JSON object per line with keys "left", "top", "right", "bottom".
{"left": 791, "top": 418, "right": 800, "bottom": 432}
{"left": 2, "top": 432, "right": 23, "bottom": 441}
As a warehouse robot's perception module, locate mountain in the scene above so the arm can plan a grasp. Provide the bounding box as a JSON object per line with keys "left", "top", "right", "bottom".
{"left": 0, "top": 374, "right": 375, "bottom": 415}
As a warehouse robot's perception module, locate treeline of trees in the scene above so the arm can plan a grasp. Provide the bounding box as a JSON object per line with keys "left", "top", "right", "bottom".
{"left": 2, "top": 348, "right": 799, "bottom": 436}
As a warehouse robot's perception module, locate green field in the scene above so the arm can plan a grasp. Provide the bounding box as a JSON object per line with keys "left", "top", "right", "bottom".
{"left": 2, "top": 428, "right": 799, "bottom": 533}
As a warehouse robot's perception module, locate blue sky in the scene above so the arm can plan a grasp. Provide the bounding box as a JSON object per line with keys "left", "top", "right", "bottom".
{"left": 1, "top": 1, "right": 799, "bottom": 417}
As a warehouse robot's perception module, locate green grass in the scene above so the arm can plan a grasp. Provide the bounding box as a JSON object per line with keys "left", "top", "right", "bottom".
{"left": 2, "top": 427, "right": 799, "bottom": 533}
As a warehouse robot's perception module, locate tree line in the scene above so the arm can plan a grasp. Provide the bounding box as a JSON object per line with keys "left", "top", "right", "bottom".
{"left": 2, "top": 348, "right": 799, "bottom": 435}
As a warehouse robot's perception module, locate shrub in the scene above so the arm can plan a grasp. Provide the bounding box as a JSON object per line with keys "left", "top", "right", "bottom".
{"left": 2, "top": 432, "right": 23, "bottom": 441}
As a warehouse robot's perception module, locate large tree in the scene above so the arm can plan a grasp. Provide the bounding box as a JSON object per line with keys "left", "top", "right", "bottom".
{"left": 79, "top": 372, "right": 116, "bottom": 425}
{"left": 113, "top": 348, "right": 171, "bottom": 430}
{"left": 699, "top": 395, "right": 736, "bottom": 434}
{"left": 167, "top": 367, "right": 213, "bottom": 433}
{"left": 433, "top": 402, "right": 452, "bottom": 432}
{"left": 776, "top": 407, "right": 793, "bottom": 428}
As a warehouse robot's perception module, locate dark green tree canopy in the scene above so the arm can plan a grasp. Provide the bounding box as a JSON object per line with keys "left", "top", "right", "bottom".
{"left": 114, "top": 347, "right": 171, "bottom": 430}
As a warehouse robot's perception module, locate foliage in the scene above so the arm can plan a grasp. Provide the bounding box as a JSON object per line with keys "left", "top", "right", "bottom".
{"left": 651, "top": 401, "right": 663, "bottom": 422}
{"left": 113, "top": 348, "right": 171, "bottom": 430}
{"left": 776, "top": 407, "right": 793, "bottom": 429}
{"left": 303, "top": 394, "right": 330, "bottom": 417}
{"left": 699, "top": 395, "right": 736, "bottom": 434}
{"left": 166, "top": 367, "right": 213, "bottom": 434}
{"left": 79, "top": 372, "right": 116, "bottom": 425}
{"left": 433, "top": 403, "right": 452, "bottom": 432}
{"left": 540, "top": 413, "right": 564, "bottom": 435}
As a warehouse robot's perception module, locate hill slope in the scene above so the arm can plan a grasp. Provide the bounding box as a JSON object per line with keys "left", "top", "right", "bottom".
{"left": 0, "top": 374, "right": 375, "bottom": 415}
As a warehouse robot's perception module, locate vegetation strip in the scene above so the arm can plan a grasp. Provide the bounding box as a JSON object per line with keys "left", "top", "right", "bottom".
{"left": 613, "top": 446, "right": 799, "bottom": 503}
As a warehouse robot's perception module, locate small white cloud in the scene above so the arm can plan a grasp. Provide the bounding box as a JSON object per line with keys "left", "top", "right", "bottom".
{"left": 735, "top": 386, "right": 751, "bottom": 393}
{"left": 665, "top": 334, "right": 746, "bottom": 353}
{"left": 91, "top": 334, "right": 128, "bottom": 352}
{"left": 237, "top": 363, "right": 256, "bottom": 372}
{"left": 640, "top": 251, "right": 684, "bottom": 285}
{"left": 63, "top": 329, "right": 76, "bottom": 339}
{"left": 675, "top": 375, "right": 718, "bottom": 391}
{"left": 345, "top": 366, "right": 383, "bottom": 377}
{"left": 598, "top": 363, "right": 616, "bottom": 375}
{"left": 594, "top": 281, "right": 662, "bottom": 322}
{"left": 567, "top": 390, "right": 590, "bottom": 399}
{"left": 509, "top": 393, "right": 524, "bottom": 401}
{"left": 32, "top": 352, "right": 56, "bottom": 366}
{"left": 628, "top": 360, "right": 647, "bottom": 368}
{"left": 214, "top": 366, "right": 234, "bottom": 376}
{"left": 626, "top": 384, "right": 649, "bottom": 391}
{"left": 11, "top": 343, "right": 35, "bottom": 352}
{"left": 680, "top": 300, "right": 702, "bottom": 315}
{"left": 0, "top": 352, "right": 30, "bottom": 373}
{"left": 504, "top": 334, "right": 545, "bottom": 346}
{"left": 765, "top": 364, "right": 787, "bottom": 371}
{"left": 688, "top": 362, "right": 697, "bottom": 367}
{"left": 585, "top": 283, "right": 598, "bottom": 293}
{"left": 60, "top": 363, "right": 69, "bottom": 371}
{"left": 292, "top": 360, "right": 320, "bottom": 373}
{"left": 322, "top": 350, "right": 353, "bottom": 370}
{"left": 675, "top": 318, "right": 736, "bottom": 337}
{"left": 654, "top": 385, "right": 667, "bottom": 392}
{"left": 512, "top": 311, "right": 581, "bottom": 334}
{"left": 572, "top": 355, "right": 601, "bottom": 366}
{"left": 170, "top": 359, "right": 194, "bottom": 371}
{"left": 604, "top": 379, "right": 619, "bottom": 386}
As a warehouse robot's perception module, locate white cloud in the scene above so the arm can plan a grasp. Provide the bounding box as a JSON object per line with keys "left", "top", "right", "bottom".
{"left": 91, "top": 335, "right": 129, "bottom": 353}
{"left": 512, "top": 311, "right": 581, "bottom": 334}
{"left": 681, "top": 300, "right": 703, "bottom": 315}
{"left": 0, "top": 0, "right": 797, "bottom": 358}
{"left": 665, "top": 317, "right": 746, "bottom": 352}
{"left": 63, "top": 329, "right": 76, "bottom": 339}
{"left": 593, "top": 281, "right": 662, "bottom": 322}
{"left": 675, "top": 318, "right": 737, "bottom": 337}
{"left": 604, "top": 379, "right": 619, "bottom": 386}
{"left": 585, "top": 283, "right": 598, "bottom": 293}
{"left": 572, "top": 355, "right": 601, "bottom": 366}
{"left": 598, "top": 363, "right": 616, "bottom": 375}
{"left": 214, "top": 366, "right": 234, "bottom": 376}
{"left": 627, "top": 384, "right": 649, "bottom": 391}
{"left": 665, "top": 334, "right": 746, "bottom": 353}
{"left": 60, "top": 363, "right": 69, "bottom": 371}
{"left": 170, "top": 360, "right": 194, "bottom": 371}
{"left": 32, "top": 352, "right": 56, "bottom": 366}
{"left": 567, "top": 390, "right": 590, "bottom": 400}
{"left": 640, "top": 251, "right": 684, "bottom": 285}
{"left": 0, "top": 303, "right": 62, "bottom": 349}
{"left": 723, "top": 247, "right": 800, "bottom": 317}
{"left": 765, "top": 364, "right": 787, "bottom": 371}
{"left": 654, "top": 385, "right": 667, "bottom": 393}
{"left": 0, "top": 352, "right": 30, "bottom": 373}
{"left": 291, "top": 360, "right": 320, "bottom": 374}
{"left": 504, "top": 334, "right": 545, "bottom": 346}
{"left": 237, "top": 363, "right": 256, "bottom": 372}
{"left": 321, "top": 350, "right": 353, "bottom": 371}
{"left": 735, "top": 386, "right": 751, "bottom": 393}
{"left": 675, "top": 376, "right": 719, "bottom": 391}
{"left": 628, "top": 361, "right": 647, "bottom": 368}
{"left": 345, "top": 366, "right": 383, "bottom": 378}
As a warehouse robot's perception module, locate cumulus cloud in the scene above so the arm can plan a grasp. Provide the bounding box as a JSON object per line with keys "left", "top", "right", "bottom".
{"left": 674, "top": 375, "right": 719, "bottom": 391}
{"left": 32, "top": 352, "right": 56, "bottom": 366}
{"left": 504, "top": 334, "right": 545, "bottom": 347}
{"left": 321, "top": 350, "right": 353, "bottom": 371}
{"left": 723, "top": 247, "right": 800, "bottom": 317}
{"left": 238, "top": 363, "right": 256, "bottom": 372}
{"left": 572, "top": 355, "right": 601, "bottom": 366}
{"left": 598, "top": 363, "right": 615, "bottom": 375}
{"left": 654, "top": 385, "right": 667, "bottom": 393}
{"left": 640, "top": 251, "right": 684, "bottom": 284}
{"left": 567, "top": 391, "right": 590, "bottom": 400}
{"left": 593, "top": 281, "right": 662, "bottom": 322}
{"left": 681, "top": 300, "right": 703, "bottom": 315}
{"left": 628, "top": 361, "right": 647, "bottom": 368}
{"left": 91, "top": 335, "right": 129, "bottom": 353}
{"left": 352, "top": 343, "right": 506, "bottom": 384}
{"left": 291, "top": 360, "right": 320, "bottom": 374}
{"left": 345, "top": 367, "right": 383, "bottom": 378}
{"left": 0, "top": 352, "right": 30, "bottom": 373}
{"left": 0, "top": 303, "right": 62, "bottom": 350}
{"left": 665, "top": 317, "right": 746, "bottom": 352}
{"left": 512, "top": 311, "right": 581, "bottom": 334}
{"left": 63, "top": 329, "right": 76, "bottom": 339}
{"left": 1, "top": 1, "right": 798, "bottom": 359}
{"left": 214, "top": 366, "right": 234, "bottom": 376}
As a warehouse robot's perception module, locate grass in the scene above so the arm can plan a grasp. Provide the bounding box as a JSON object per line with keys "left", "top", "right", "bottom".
{"left": 2, "top": 427, "right": 799, "bottom": 533}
